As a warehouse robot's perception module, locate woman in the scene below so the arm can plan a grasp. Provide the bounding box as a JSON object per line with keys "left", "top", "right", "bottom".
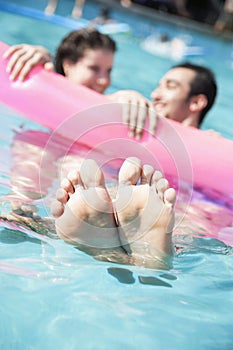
{"left": 4, "top": 28, "right": 156, "bottom": 138}
{"left": 4, "top": 28, "right": 115, "bottom": 92}
{"left": 54, "top": 28, "right": 115, "bottom": 94}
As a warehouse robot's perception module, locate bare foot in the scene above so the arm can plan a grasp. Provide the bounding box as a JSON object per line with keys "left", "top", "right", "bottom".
{"left": 115, "top": 157, "right": 176, "bottom": 269}
{"left": 51, "top": 159, "right": 121, "bottom": 249}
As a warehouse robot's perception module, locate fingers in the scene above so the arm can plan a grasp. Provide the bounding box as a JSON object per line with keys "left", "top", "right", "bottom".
{"left": 130, "top": 98, "right": 147, "bottom": 140}
{"left": 4, "top": 45, "right": 28, "bottom": 79}
{"left": 128, "top": 96, "right": 141, "bottom": 139}
{"left": 2, "top": 44, "right": 24, "bottom": 59}
{"left": 108, "top": 90, "right": 157, "bottom": 140}
{"left": 9, "top": 50, "right": 39, "bottom": 81}
{"left": 148, "top": 107, "right": 158, "bottom": 135}
{"left": 122, "top": 95, "right": 150, "bottom": 140}
{"left": 134, "top": 100, "right": 158, "bottom": 139}
{"left": 3, "top": 44, "right": 53, "bottom": 81}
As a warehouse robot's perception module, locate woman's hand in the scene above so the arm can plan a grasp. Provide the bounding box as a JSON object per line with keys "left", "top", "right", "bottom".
{"left": 3, "top": 44, "right": 54, "bottom": 81}
{"left": 107, "top": 90, "right": 157, "bottom": 139}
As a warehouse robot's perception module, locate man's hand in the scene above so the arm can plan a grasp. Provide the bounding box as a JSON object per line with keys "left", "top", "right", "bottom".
{"left": 108, "top": 90, "right": 157, "bottom": 139}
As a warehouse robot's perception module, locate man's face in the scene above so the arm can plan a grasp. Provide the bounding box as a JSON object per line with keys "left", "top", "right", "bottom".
{"left": 151, "top": 67, "right": 197, "bottom": 123}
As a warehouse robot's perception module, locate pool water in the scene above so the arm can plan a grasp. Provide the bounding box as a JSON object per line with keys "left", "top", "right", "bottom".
{"left": 0, "top": 1, "right": 233, "bottom": 349}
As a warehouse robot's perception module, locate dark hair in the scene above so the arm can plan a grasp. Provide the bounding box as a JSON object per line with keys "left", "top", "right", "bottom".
{"left": 55, "top": 28, "right": 117, "bottom": 75}
{"left": 100, "top": 6, "right": 111, "bottom": 19}
{"left": 173, "top": 62, "right": 217, "bottom": 126}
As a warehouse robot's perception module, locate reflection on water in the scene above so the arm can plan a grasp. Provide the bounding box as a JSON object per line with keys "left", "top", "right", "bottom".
{"left": 0, "top": 104, "right": 232, "bottom": 264}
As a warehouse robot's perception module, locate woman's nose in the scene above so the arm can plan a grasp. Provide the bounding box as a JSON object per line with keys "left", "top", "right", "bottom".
{"left": 97, "top": 73, "right": 110, "bottom": 85}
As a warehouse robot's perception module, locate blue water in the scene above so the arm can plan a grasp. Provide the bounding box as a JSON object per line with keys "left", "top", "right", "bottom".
{"left": 0, "top": 1, "right": 233, "bottom": 349}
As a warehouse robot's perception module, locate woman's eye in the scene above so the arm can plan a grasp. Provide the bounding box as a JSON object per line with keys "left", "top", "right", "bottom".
{"left": 89, "top": 66, "right": 99, "bottom": 73}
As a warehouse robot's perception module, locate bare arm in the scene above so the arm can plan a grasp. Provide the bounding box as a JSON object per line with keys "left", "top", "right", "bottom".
{"left": 107, "top": 90, "right": 157, "bottom": 139}
{"left": 3, "top": 44, "right": 54, "bottom": 81}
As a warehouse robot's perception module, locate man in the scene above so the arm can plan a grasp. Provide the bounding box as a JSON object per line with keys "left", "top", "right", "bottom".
{"left": 150, "top": 62, "right": 217, "bottom": 128}
{"left": 108, "top": 62, "right": 217, "bottom": 132}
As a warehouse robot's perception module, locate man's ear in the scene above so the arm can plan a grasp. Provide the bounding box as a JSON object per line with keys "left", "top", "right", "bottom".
{"left": 62, "top": 59, "right": 72, "bottom": 76}
{"left": 189, "top": 94, "right": 208, "bottom": 112}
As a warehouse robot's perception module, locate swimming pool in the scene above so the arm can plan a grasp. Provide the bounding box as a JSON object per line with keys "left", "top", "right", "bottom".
{"left": 0, "top": 1, "right": 233, "bottom": 349}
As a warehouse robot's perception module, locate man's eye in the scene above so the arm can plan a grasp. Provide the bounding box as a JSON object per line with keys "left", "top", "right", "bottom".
{"left": 167, "top": 83, "right": 176, "bottom": 89}
{"left": 167, "top": 82, "right": 177, "bottom": 89}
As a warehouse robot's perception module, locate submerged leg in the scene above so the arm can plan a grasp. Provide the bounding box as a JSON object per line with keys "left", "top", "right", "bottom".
{"left": 45, "top": 0, "right": 58, "bottom": 14}
{"left": 72, "top": 0, "right": 85, "bottom": 19}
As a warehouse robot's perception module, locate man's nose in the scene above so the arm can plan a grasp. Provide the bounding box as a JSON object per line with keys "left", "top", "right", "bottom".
{"left": 151, "top": 87, "right": 159, "bottom": 101}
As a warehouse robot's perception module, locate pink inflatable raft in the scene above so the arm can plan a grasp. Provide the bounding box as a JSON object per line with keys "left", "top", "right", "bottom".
{"left": 0, "top": 41, "right": 233, "bottom": 200}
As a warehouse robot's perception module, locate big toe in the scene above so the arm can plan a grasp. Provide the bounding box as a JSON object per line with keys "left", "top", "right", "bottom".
{"left": 118, "top": 157, "right": 142, "bottom": 185}
{"left": 80, "top": 159, "right": 105, "bottom": 188}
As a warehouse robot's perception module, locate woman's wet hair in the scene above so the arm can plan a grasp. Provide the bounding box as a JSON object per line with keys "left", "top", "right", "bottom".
{"left": 173, "top": 62, "right": 217, "bottom": 126}
{"left": 55, "top": 28, "right": 117, "bottom": 75}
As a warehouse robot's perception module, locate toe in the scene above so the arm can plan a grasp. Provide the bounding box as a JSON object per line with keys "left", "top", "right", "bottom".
{"left": 56, "top": 188, "right": 69, "bottom": 204}
{"left": 80, "top": 159, "right": 105, "bottom": 188}
{"left": 50, "top": 200, "right": 64, "bottom": 218}
{"left": 61, "top": 178, "right": 75, "bottom": 194}
{"left": 141, "top": 164, "right": 154, "bottom": 184}
{"left": 151, "top": 170, "right": 163, "bottom": 184}
{"left": 156, "top": 178, "right": 169, "bottom": 199}
{"left": 118, "top": 157, "right": 142, "bottom": 185}
{"left": 164, "top": 188, "right": 176, "bottom": 206}
{"left": 67, "top": 170, "right": 81, "bottom": 188}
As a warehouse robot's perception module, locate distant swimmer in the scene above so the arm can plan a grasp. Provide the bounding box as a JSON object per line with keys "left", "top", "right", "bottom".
{"left": 141, "top": 33, "right": 204, "bottom": 60}
{"left": 90, "top": 6, "right": 114, "bottom": 26}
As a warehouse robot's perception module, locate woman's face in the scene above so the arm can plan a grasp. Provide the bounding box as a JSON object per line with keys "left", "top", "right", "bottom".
{"left": 63, "top": 48, "right": 114, "bottom": 94}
